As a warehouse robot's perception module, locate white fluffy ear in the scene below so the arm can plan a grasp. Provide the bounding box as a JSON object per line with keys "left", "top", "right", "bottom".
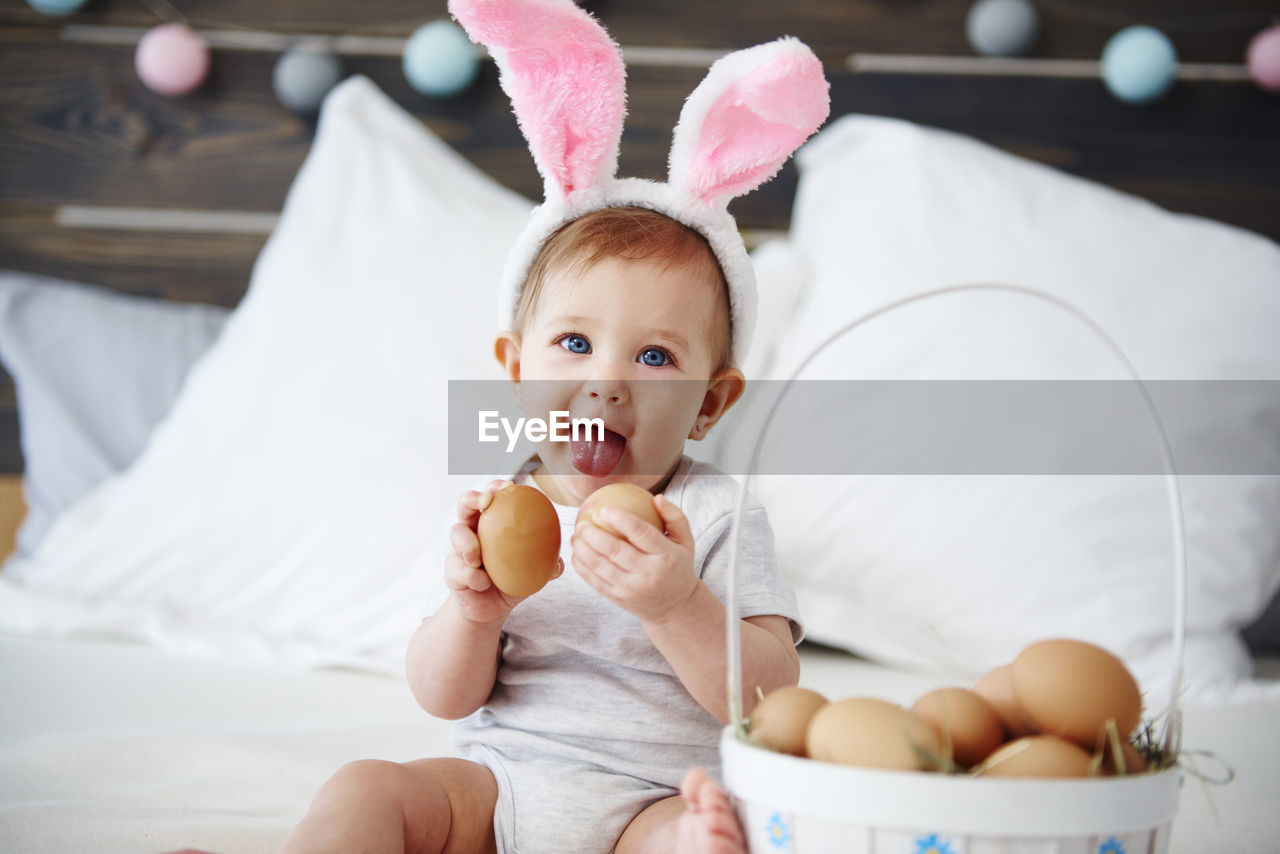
{"left": 449, "top": 0, "right": 626, "bottom": 203}
{"left": 669, "top": 38, "right": 829, "bottom": 210}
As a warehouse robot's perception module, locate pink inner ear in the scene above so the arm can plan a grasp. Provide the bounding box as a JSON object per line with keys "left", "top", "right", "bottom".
{"left": 505, "top": 42, "right": 623, "bottom": 196}
{"left": 450, "top": 0, "right": 625, "bottom": 199}
{"left": 689, "top": 51, "right": 829, "bottom": 206}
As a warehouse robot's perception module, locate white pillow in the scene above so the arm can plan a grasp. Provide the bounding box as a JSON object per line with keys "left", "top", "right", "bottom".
{"left": 0, "top": 77, "right": 533, "bottom": 673}
{"left": 0, "top": 274, "right": 228, "bottom": 557}
{"left": 747, "top": 115, "right": 1280, "bottom": 701}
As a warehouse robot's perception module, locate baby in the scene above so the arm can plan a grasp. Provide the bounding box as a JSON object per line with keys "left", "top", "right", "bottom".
{"left": 283, "top": 2, "right": 828, "bottom": 851}
{"left": 281, "top": 204, "right": 801, "bottom": 854}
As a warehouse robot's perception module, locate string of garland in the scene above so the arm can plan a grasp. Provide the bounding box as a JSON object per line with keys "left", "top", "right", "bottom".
{"left": 23, "top": 0, "right": 1280, "bottom": 108}
{"left": 965, "top": 0, "right": 1280, "bottom": 102}
{"left": 26, "top": 0, "right": 483, "bottom": 111}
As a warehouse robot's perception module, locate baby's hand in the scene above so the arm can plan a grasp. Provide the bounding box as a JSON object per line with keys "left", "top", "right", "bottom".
{"left": 571, "top": 494, "right": 696, "bottom": 624}
{"left": 446, "top": 480, "right": 537, "bottom": 624}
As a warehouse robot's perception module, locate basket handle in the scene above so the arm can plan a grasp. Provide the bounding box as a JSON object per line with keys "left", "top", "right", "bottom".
{"left": 725, "top": 282, "right": 1186, "bottom": 759}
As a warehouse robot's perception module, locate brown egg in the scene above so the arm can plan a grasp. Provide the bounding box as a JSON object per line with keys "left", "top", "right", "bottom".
{"left": 748, "top": 687, "right": 830, "bottom": 757}
{"left": 910, "top": 687, "right": 1005, "bottom": 768}
{"left": 977, "top": 735, "right": 1095, "bottom": 778}
{"left": 1011, "top": 639, "right": 1142, "bottom": 748}
{"left": 476, "top": 485, "right": 561, "bottom": 597}
{"left": 575, "top": 482, "right": 662, "bottom": 536}
{"left": 972, "top": 664, "right": 1035, "bottom": 738}
{"left": 806, "top": 697, "right": 943, "bottom": 771}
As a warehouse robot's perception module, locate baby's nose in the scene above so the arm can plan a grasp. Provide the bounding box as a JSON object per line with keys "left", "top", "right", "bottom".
{"left": 585, "top": 374, "right": 629, "bottom": 405}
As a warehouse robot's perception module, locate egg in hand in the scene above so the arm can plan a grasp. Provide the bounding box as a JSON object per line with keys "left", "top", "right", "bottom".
{"left": 575, "top": 482, "right": 663, "bottom": 535}
{"left": 476, "top": 485, "right": 561, "bottom": 597}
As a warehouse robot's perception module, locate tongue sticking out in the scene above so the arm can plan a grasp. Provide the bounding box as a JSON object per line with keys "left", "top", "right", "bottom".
{"left": 571, "top": 428, "right": 626, "bottom": 477}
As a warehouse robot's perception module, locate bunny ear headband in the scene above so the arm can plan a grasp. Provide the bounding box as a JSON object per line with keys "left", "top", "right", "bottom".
{"left": 448, "top": 0, "right": 830, "bottom": 366}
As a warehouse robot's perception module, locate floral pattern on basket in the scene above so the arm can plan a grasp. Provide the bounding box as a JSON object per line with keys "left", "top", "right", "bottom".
{"left": 765, "top": 812, "right": 793, "bottom": 850}
{"left": 914, "top": 835, "right": 956, "bottom": 854}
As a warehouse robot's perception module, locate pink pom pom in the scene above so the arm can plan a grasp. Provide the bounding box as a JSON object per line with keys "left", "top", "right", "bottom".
{"left": 135, "top": 23, "right": 211, "bottom": 97}
{"left": 1247, "top": 25, "right": 1280, "bottom": 94}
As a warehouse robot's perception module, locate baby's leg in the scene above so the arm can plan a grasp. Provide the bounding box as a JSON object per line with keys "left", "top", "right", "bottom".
{"left": 614, "top": 767, "right": 745, "bottom": 854}
{"left": 279, "top": 757, "right": 497, "bottom": 854}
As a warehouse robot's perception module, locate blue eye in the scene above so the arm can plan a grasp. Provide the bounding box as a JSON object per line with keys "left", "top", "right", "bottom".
{"left": 560, "top": 334, "right": 590, "bottom": 354}
{"left": 640, "top": 348, "right": 670, "bottom": 367}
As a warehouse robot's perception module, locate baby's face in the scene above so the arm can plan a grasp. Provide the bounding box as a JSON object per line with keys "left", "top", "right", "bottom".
{"left": 503, "top": 254, "right": 734, "bottom": 505}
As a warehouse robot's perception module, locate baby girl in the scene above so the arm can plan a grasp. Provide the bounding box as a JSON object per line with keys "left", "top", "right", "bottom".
{"left": 281, "top": 1, "right": 828, "bottom": 852}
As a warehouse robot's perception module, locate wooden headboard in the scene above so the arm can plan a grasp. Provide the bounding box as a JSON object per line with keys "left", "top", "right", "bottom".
{"left": 2, "top": 0, "right": 1277, "bottom": 476}
{"left": 0, "top": 475, "right": 24, "bottom": 561}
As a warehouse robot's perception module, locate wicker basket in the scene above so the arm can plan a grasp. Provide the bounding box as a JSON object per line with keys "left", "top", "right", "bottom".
{"left": 722, "top": 285, "right": 1187, "bottom": 854}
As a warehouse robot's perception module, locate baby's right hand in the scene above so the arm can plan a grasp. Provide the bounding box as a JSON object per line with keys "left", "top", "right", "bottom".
{"left": 445, "top": 480, "right": 520, "bottom": 624}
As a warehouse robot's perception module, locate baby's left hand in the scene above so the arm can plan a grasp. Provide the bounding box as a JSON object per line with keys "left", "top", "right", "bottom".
{"left": 571, "top": 494, "right": 696, "bottom": 624}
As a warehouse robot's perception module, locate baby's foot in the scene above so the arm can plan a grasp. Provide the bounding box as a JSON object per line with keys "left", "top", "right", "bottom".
{"left": 675, "top": 767, "right": 747, "bottom": 854}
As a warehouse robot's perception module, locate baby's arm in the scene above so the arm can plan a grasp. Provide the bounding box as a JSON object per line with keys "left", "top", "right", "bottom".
{"left": 647, "top": 585, "right": 798, "bottom": 724}
{"left": 406, "top": 481, "right": 525, "bottom": 720}
{"left": 406, "top": 593, "right": 506, "bottom": 720}
{"left": 571, "top": 495, "right": 799, "bottom": 724}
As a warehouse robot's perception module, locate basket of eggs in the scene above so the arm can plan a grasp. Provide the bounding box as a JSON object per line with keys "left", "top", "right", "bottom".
{"left": 721, "top": 285, "right": 1187, "bottom": 854}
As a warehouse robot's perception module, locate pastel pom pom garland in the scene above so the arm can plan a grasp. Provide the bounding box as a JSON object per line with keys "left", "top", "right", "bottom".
{"left": 1246, "top": 25, "right": 1280, "bottom": 94}
{"left": 1101, "top": 25, "right": 1179, "bottom": 105}
{"left": 25, "top": 0, "right": 88, "bottom": 16}
{"left": 274, "top": 46, "right": 346, "bottom": 114}
{"left": 965, "top": 0, "right": 1040, "bottom": 58}
{"left": 402, "top": 20, "right": 481, "bottom": 98}
{"left": 34, "top": 0, "right": 1280, "bottom": 110}
{"left": 134, "top": 23, "right": 211, "bottom": 97}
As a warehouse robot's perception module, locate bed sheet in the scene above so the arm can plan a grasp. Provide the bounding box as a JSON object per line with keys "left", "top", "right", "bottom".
{"left": 1, "top": 635, "right": 1276, "bottom": 853}
{"left": 0, "top": 634, "right": 444, "bottom": 854}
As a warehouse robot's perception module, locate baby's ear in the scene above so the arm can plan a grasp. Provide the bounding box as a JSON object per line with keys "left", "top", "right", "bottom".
{"left": 493, "top": 331, "right": 522, "bottom": 382}
{"left": 690, "top": 367, "right": 746, "bottom": 439}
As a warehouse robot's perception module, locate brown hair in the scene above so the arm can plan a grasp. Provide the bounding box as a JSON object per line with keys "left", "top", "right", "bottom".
{"left": 514, "top": 206, "right": 733, "bottom": 370}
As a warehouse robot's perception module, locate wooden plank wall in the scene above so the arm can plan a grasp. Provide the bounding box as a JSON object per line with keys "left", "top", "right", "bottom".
{"left": 1, "top": 0, "right": 1277, "bottom": 472}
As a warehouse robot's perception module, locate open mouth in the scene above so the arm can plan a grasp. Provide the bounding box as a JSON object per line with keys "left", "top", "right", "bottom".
{"left": 570, "top": 427, "right": 627, "bottom": 477}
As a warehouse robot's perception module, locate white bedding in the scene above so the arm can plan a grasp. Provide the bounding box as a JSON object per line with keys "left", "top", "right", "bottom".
{"left": 2, "top": 634, "right": 1277, "bottom": 854}
{"left": 3, "top": 77, "right": 1279, "bottom": 854}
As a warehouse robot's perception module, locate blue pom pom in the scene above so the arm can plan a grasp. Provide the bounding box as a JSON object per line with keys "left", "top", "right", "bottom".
{"left": 25, "top": 0, "right": 88, "bottom": 16}
{"left": 966, "top": 0, "right": 1040, "bottom": 58}
{"left": 274, "top": 47, "right": 346, "bottom": 114}
{"left": 1102, "top": 26, "right": 1178, "bottom": 105}
{"left": 403, "top": 20, "right": 481, "bottom": 98}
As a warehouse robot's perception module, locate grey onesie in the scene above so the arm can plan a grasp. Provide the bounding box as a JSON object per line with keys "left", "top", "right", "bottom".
{"left": 427, "top": 455, "right": 801, "bottom": 854}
